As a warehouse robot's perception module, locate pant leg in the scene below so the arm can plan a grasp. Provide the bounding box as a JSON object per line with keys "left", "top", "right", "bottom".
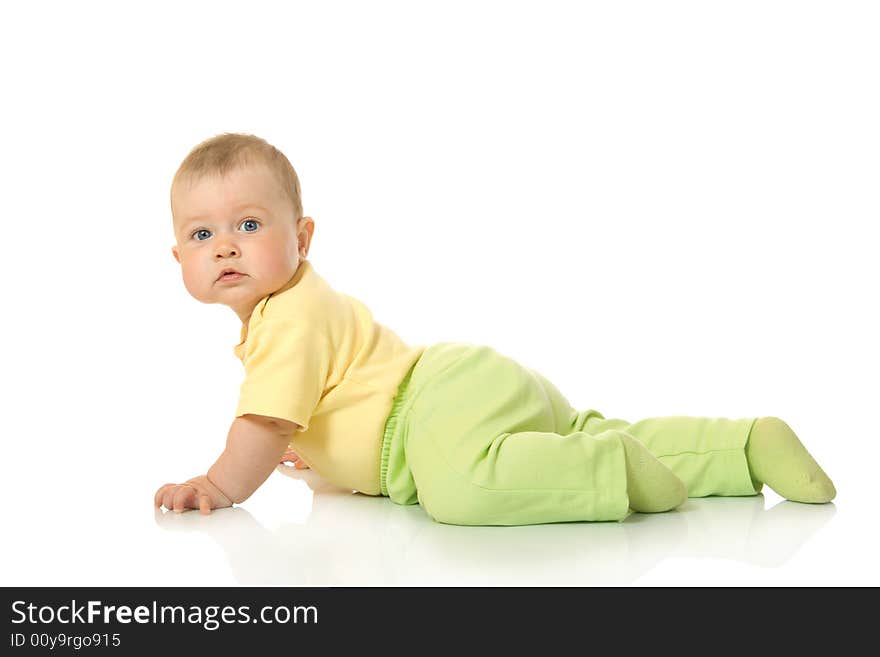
{"left": 575, "top": 412, "right": 762, "bottom": 498}
{"left": 392, "top": 343, "right": 631, "bottom": 525}
{"left": 519, "top": 368, "right": 761, "bottom": 497}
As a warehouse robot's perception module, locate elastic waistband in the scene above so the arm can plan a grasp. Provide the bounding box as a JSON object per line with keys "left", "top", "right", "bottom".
{"left": 379, "top": 361, "right": 417, "bottom": 497}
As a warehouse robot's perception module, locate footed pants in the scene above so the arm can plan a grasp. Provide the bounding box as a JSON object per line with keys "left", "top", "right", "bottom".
{"left": 379, "top": 342, "right": 760, "bottom": 526}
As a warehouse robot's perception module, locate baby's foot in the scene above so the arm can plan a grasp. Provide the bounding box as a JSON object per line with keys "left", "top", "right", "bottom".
{"left": 746, "top": 417, "right": 836, "bottom": 503}
{"left": 618, "top": 432, "right": 687, "bottom": 513}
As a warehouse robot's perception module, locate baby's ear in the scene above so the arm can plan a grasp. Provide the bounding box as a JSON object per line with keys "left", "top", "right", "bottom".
{"left": 171, "top": 245, "right": 180, "bottom": 264}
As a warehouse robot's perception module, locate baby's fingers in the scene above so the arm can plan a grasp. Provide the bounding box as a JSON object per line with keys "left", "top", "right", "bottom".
{"left": 280, "top": 449, "right": 310, "bottom": 470}
{"left": 154, "top": 483, "right": 176, "bottom": 508}
{"left": 154, "top": 483, "right": 214, "bottom": 515}
{"left": 172, "top": 485, "right": 197, "bottom": 513}
{"left": 160, "top": 485, "right": 182, "bottom": 512}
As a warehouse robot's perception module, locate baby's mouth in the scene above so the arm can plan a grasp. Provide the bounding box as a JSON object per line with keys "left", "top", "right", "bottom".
{"left": 217, "top": 270, "right": 246, "bottom": 282}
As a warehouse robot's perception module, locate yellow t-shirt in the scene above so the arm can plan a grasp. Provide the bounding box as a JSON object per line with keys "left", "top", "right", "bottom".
{"left": 233, "top": 259, "right": 426, "bottom": 495}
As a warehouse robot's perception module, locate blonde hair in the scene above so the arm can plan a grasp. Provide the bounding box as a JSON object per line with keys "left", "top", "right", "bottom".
{"left": 171, "top": 133, "right": 303, "bottom": 221}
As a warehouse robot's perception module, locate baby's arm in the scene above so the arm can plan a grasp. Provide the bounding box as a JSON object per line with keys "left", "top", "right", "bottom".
{"left": 154, "top": 414, "right": 300, "bottom": 514}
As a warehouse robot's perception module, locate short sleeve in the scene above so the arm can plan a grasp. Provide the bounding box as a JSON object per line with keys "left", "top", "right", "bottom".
{"left": 235, "top": 319, "right": 331, "bottom": 431}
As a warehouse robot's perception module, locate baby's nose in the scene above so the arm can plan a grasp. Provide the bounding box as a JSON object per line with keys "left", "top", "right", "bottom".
{"left": 214, "top": 244, "right": 239, "bottom": 257}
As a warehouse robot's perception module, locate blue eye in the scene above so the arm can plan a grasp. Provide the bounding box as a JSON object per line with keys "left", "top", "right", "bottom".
{"left": 190, "top": 219, "right": 259, "bottom": 241}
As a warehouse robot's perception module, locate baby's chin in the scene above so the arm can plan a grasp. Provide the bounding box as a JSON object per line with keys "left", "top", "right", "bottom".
{"left": 213, "top": 285, "right": 278, "bottom": 314}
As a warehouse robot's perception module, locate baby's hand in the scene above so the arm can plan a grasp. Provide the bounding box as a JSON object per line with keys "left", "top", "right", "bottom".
{"left": 154, "top": 475, "right": 233, "bottom": 515}
{"left": 280, "top": 449, "right": 310, "bottom": 469}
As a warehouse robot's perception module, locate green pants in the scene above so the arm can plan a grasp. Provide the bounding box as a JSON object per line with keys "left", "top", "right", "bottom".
{"left": 379, "top": 342, "right": 761, "bottom": 526}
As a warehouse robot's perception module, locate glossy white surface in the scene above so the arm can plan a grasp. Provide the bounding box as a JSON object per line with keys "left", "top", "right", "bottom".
{"left": 2, "top": 459, "right": 875, "bottom": 586}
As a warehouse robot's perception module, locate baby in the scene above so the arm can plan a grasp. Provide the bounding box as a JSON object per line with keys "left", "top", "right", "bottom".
{"left": 155, "top": 133, "right": 836, "bottom": 525}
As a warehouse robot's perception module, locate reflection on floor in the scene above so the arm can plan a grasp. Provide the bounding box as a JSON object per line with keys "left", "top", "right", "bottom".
{"left": 154, "top": 466, "right": 836, "bottom": 586}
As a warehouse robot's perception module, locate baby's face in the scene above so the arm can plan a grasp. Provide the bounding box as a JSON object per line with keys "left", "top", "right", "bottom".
{"left": 171, "top": 163, "right": 313, "bottom": 322}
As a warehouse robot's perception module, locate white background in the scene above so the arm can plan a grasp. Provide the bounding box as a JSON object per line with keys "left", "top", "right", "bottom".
{"left": 1, "top": 0, "right": 878, "bottom": 586}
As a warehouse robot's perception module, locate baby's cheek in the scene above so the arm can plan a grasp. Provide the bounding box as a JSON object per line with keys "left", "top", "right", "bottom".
{"left": 268, "top": 252, "right": 298, "bottom": 282}
{"left": 181, "top": 264, "right": 210, "bottom": 300}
